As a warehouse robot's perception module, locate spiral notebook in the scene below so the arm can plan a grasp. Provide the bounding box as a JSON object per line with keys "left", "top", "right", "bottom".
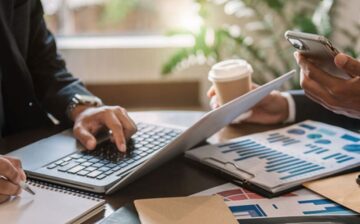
{"left": 0, "top": 180, "right": 105, "bottom": 224}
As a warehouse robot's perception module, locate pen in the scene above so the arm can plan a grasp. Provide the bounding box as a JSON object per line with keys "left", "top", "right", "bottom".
{"left": 19, "top": 181, "right": 36, "bottom": 195}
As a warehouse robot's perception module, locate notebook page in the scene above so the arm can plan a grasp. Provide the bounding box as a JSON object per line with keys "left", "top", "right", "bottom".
{"left": 0, "top": 182, "right": 105, "bottom": 224}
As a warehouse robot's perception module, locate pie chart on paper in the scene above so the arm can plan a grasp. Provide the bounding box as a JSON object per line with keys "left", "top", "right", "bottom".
{"left": 343, "top": 144, "right": 360, "bottom": 154}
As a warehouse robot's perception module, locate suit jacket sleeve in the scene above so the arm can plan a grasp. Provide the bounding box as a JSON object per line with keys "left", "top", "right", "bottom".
{"left": 26, "top": 0, "right": 93, "bottom": 124}
{"left": 289, "top": 90, "right": 360, "bottom": 130}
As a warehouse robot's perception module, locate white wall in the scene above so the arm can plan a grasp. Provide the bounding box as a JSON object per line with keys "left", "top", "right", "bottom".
{"left": 58, "top": 36, "right": 212, "bottom": 106}
{"left": 59, "top": 39, "right": 209, "bottom": 84}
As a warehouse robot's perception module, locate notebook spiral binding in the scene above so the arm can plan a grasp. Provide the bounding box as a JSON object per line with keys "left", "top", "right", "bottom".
{"left": 27, "top": 179, "right": 104, "bottom": 202}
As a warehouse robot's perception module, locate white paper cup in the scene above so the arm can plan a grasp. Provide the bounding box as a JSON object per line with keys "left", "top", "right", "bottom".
{"left": 209, "top": 59, "right": 253, "bottom": 121}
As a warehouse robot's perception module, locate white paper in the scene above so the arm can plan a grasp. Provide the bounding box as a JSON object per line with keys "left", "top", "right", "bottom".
{"left": 193, "top": 183, "right": 355, "bottom": 220}
{"left": 0, "top": 182, "right": 105, "bottom": 224}
{"left": 186, "top": 120, "right": 360, "bottom": 192}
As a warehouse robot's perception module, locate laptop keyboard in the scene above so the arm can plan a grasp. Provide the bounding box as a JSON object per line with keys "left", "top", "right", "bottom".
{"left": 46, "top": 123, "right": 182, "bottom": 180}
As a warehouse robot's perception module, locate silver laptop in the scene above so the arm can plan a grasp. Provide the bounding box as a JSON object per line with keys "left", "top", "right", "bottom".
{"left": 8, "top": 71, "right": 295, "bottom": 194}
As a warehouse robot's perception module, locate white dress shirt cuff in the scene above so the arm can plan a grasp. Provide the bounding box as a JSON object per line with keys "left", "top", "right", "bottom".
{"left": 280, "top": 92, "right": 296, "bottom": 123}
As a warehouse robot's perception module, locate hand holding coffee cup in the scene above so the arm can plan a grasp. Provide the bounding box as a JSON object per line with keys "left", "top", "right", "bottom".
{"left": 208, "top": 59, "right": 253, "bottom": 121}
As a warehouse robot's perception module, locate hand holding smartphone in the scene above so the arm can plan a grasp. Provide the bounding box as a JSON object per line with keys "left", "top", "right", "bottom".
{"left": 285, "top": 30, "right": 353, "bottom": 79}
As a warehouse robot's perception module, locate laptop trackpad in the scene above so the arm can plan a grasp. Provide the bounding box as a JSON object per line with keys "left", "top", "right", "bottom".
{"left": 7, "top": 130, "right": 83, "bottom": 170}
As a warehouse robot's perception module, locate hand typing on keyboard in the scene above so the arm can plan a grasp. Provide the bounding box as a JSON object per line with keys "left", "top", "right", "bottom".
{"left": 71, "top": 105, "right": 137, "bottom": 152}
{"left": 48, "top": 123, "right": 182, "bottom": 180}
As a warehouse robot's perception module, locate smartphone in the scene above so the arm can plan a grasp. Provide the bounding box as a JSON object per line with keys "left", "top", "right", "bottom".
{"left": 285, "top": 30, "right": 351, "bottom": 79}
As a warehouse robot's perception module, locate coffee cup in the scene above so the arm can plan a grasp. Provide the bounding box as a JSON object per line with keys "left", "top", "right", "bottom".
{"left": 208, "top": 59, "right": 253, "bottom": 120}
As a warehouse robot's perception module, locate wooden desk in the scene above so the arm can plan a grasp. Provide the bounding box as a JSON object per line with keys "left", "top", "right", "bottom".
{"left": 0, "top": 110, "right": 281, "bottom": 222}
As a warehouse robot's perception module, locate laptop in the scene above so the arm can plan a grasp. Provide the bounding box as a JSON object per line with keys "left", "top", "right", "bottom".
{"left": 7, "top": 70, "right": 295, "bottom": 194}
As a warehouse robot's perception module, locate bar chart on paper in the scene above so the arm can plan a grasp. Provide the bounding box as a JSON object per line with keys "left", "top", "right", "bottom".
{"left": 186, "top": 120, "right": 360, "bottom": 193}
{"left": 228, "top": 199, "right": 354, "bottom": 219}
{"left": 194, "top": 183, "right": 356, "bottom": 220}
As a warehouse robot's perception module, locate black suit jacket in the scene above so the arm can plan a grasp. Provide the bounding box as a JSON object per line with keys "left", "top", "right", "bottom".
{"left": 0, "top": 0, "right": 93, "bottom": 135}
{"left": 290, "top": 90, "right": 360, "bottom": 130}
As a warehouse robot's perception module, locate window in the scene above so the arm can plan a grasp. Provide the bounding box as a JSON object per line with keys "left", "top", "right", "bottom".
{"left": 42, "top": 0, "right": 201, "bottom": 36}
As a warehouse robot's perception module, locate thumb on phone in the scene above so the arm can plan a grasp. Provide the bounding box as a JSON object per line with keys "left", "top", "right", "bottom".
{"left": 334, "top": 53, "right": 360, "bottom": 77}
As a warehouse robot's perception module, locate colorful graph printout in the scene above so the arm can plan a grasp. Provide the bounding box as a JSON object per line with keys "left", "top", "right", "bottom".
{"left": 186, "top": 120, "right": 360, "bottom": 193}
{"left": 194, "top": 183, "right": 356, "bottom": 220}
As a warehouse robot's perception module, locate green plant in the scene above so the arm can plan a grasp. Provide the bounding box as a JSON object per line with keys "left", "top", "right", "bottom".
{"left": 101, "top": 0, "right": 139, "bottom": 25}
{"left": 162, "top": 0, "right": 360, "bottom": 88}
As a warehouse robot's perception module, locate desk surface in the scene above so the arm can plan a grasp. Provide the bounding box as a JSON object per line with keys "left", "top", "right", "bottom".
{"left": 1, "top": 110, "right": 283, "bottom": 222}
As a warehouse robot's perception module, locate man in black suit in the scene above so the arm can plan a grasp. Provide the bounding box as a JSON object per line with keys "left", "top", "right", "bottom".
{"left": 0, "top": 0, "right": 137, "bottom": 200}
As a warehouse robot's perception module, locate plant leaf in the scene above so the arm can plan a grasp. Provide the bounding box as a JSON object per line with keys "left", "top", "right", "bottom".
{"left": 312, "top": 0, "right": 334, "bottom": 37}
{"left": 293, "top": 14, "right": 318, "bottom": 34}
{"left": 161, "top": 49, "right": 193, "bottom": 75}
{"left": 263, "top": 0, "right": 285, "bottom": 11}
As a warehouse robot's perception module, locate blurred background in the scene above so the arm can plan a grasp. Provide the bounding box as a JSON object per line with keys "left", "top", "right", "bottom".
{"left": 42, "top": 0, "right": 360, "bottom": 111}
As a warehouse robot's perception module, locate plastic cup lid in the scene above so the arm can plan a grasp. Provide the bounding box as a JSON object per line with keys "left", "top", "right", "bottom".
{"left": 208, "top": 59, "right": 253, "bottom": 82}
